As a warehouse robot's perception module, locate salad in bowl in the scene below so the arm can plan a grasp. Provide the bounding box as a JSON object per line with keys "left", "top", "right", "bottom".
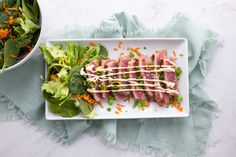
{"left": 0, "top": 0, "right": 41, "bottom": 72}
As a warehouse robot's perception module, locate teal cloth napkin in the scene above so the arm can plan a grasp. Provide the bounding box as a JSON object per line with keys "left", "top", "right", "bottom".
{"left": 0, "top": 12, "right": 218, "bottom": 157}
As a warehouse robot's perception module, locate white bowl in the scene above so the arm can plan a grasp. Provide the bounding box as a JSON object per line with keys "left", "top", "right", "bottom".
{"left": 0, "top": 2, "right": 43, "bottom": 73}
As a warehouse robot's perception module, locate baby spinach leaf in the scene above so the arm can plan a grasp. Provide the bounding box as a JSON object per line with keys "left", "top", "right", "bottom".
{"left": 49, "top": 100, "right": 80, "bottom": 118}
{"left": 69, "top": 67, "right": 88, "bottom": 94}
{"left": 0, "top": 12, "right": 9, "bottom": 27}
{"left": 2, "top": 39, "right": 20, "bottom": 70}
{"left": 43, "top": 91, "right": 80, "bottom": 118}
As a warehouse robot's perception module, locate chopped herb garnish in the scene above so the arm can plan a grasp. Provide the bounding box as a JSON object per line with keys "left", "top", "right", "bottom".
{"left": 111, "top": 80, "right": 121, "bottom": 86}
{"left": 129, "top": 51, "right": 135, "bottom": 57}
{"left": 176, "top": 95, "right": 183, "bottom": 103}
{"left": 108, "top": 95, "right": 115, "bottom": 105}
{"left": 100, "top": 84, "right": 107, "bottom": 90}
{"left": 107, "top": 108, "right": 111, "bottom": 112}
{"left": 133, "top": 99, "right": 146, "bottom": 109}
{"left": 175, "top": 67, "right": 182, "bottom": 78}
{"left": 123, "top": 73, "right": 129, "bottom": 79}
{"left": 159, "top": 72, "right": 164, "bottom": 80}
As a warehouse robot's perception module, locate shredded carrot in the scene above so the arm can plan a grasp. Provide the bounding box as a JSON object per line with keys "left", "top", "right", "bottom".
{"left": 10, "top": 54, "right": 18, "bottom": 59}
{"left": 98, "top": 101, "right": 104, "bottom": 108}
{"left": 78, "top": 59, "right": 84, "bottom": 64}
{"left": 130, "top": 48, "right": 142, "bottom": 56}
{"left": 117, "top": 104, "right": 124, "bottom": 107}
{"left": 173, "top": 51, "right": 177, "bottom": 59}
{"left": 116, "top": 106, "right": 122, "bottom": 112}
{"left": 81, "top": 94, "right": 95, "bottom": 104}
{"left": 161, "top": 49, "right": 167, "bottom": 53}
{"left": 5, "top": 16, "right": 14, "bottom": 25}
{"left": 0, "top": 28, "right": 10, "bottom": 39}
{"left": 118, "top": 41, "right": 122, "bottom": 48}
{"left": 2, "top": 2, "right": 10, "bottom": 15}
{"left": 146, "top": 101, "right": 150, "bottom": 107}
{"left": 9, "top": 34, "right": 16, "bottom": 39}
{"left": 88, "top": 104, "right": 92, "bottom": 111}
{"left": 114, "top": 48, "right": 118, "bottom": 51}
{"left": 88, "top": 41, "right": 97, "bottom": 46}
{"left": 8, "top": 7, "right": 18, "bottom": 11}
{"left": 115, "top": 111, "right": 120, "bottom": 114}
{"left": 50, "top": 75, "right": 57, "bottom": 81}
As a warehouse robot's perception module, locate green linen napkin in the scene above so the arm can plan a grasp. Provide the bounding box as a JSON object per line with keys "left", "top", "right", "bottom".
{"left": 0, "top": 12, "right": 218, "bottom": 157}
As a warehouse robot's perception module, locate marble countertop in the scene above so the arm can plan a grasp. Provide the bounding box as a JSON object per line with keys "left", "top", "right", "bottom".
{"left": 1, "top": 0, "right": 236, "bottom": 156}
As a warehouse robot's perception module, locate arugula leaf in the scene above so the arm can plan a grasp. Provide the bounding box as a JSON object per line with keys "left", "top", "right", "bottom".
{"left": 75, "top": 99, "right": 95, "bottom": 118}
{"left": 2, "top": 39, "right": 20, "bottom": 70}
{"left": 98, "top": 45, "right": 108, "bottom": 60}
{"left": 29, "top": 0, "right": 39, "bottom": 19}
{"left": 21, "top": 0, "right": 37, "bottom": 23}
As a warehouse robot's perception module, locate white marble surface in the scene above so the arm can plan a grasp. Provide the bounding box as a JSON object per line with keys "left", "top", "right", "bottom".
{"left": 1, "top": 0, "right": 236, "bottom": 156}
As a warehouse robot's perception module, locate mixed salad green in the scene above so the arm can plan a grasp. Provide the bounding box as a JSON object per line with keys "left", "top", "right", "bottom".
{"left": 40, "top": 43, "right": 108, "bottom": 118}
{"left": 0, "top": 0, "right": 40, "bottom": 71}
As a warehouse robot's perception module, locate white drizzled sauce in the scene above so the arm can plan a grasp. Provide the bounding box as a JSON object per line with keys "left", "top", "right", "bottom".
{"left": 84, "top": 67, "right": 175, "bottom": 78}
{"left": 82, "top": 59, "right": 178, "bottom": 94}
{"left": 87, "top": 78, "right": 175, "bottom": 88}
{"left": 87, "top": 88, "right": 179, "bottom": 95}
{"left": 80, "top": 68, "right": 87, "bottom": 76}
{"left": 164, "top": 59, "right": 176, "bottom": 65}
{"left": 94, "top": 64, "right": 175, "bottom": 72}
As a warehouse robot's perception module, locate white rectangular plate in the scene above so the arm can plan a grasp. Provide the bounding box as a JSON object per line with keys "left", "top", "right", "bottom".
{"left": 45, "top": 38, "right": 189, "bottom": 120}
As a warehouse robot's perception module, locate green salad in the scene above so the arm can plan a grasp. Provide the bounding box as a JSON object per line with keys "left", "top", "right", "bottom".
{"left": 0, "top": 0, "right": 40, "bottom": 71}
{"left": 40, "top": 43, "right": 108, "bottom": 118}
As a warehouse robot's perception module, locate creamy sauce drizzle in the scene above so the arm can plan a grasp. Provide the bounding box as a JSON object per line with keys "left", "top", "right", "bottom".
{"left": 87, "top": 78, "right": 175, "bottom": 88}
{"left": 82, "top": 67, "right": 175, "bottom": 78}
{"left": 81, "top": 57, "right": 178, "bottom": 95}
{"left": 87, "top": 88, "right": 179, "bottom": 95}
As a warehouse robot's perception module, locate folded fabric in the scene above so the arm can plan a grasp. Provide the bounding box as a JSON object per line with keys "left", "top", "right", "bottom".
{"left": 0, "top": 12, "right": 218, "bottom": 157}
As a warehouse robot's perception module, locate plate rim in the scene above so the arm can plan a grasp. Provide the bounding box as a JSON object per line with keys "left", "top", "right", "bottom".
{"left": 45, "top": 38, "right": 189, "bottom": 120}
